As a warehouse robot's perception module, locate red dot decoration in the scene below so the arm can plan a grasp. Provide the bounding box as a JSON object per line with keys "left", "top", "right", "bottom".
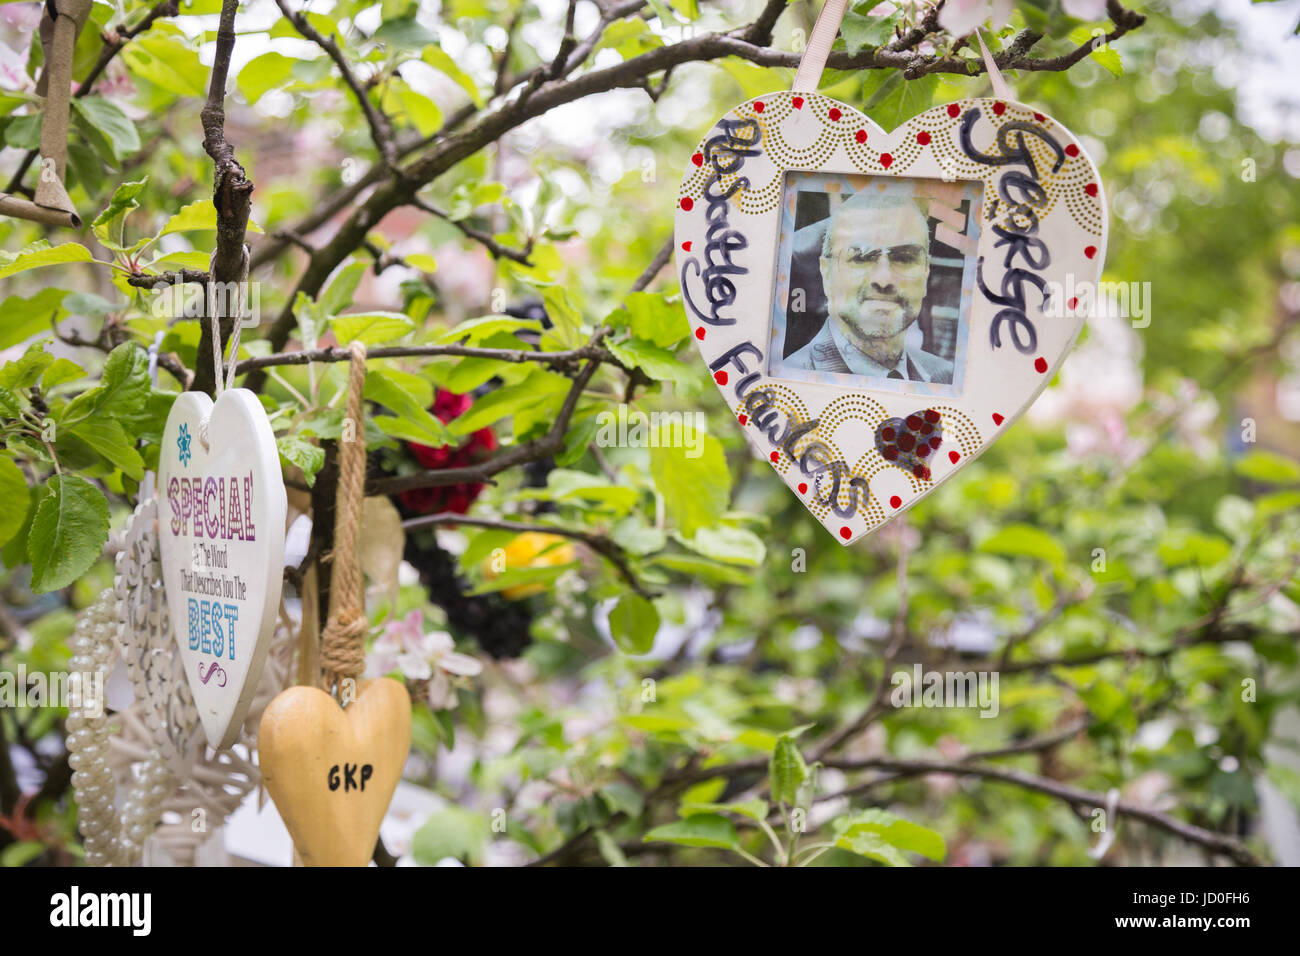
{"left": 949, "top": 451, "right": 960, "bottom": 464}
{"left": 753, "top": 101, "right": 764, "bottom": 113}
{"left": 691, "top": 153, "right": 703, "bottom": 167}
{"left": 917, "top": 131, "right": 931, "bottom": 145}
{"left": 1034, "top": 357, "right": 1048, "bottom": 374}
{"left": 992, "top": 413, "right": 1005, "bottom": 425}
{"left": 1085, "top": 183, "right": 1098, "bottom": 197}
{"left": 947, "top": 104, "right": 960, "bottom": 117}
{"left": 694, "top": 327, "right": 705, "bottom": 340}
{"left": 769, "top": 451, "right": 780, "bottom": 463}
{"left": 855, "top": 129, "right": 867, "bottom": 144}
{"left": 797, "top": 482, "right": 808, "bottom": 494}
{"left": 992, "top": 101, "right": 1006, "bottom": 116}
{"left": 1065, "top": 144, "right": 1080, "bottom": 157}
{"left": 737, "top": 413, "right": 747, "bottom": 425}
{"left": 1085, "top": 246, "right": 1097, "bottom": 259}
{"left": 880, "top": 153, "right": 893, "bottom": 168}
{"left": 681, "top": 240, "right": 691, "bottom": 251}
{"left": 792, "top": 95, "right": 804, "bottom": 109}
{"left": 828, "top": 107, "right": 841, "bottom": 121}
{"left": 713, "top": 369, "right": 727, "bottom": 385}
{"left": 889, "top": 495, "right": 902, "bottom": 508}
{"left": 839, "top": 526, "right": 851, "bottom": 540}
{"left": 680, "top": 197, "right": 693, "bottom": 211}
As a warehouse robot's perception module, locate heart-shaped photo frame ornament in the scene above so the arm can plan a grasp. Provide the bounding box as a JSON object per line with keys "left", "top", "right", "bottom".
{"left": 157, "top": 388, "right": 287, "bottom": 748}
{"left": 676, "top": 92, "right": 1107, "bottom": 544}
{"left": 258, "top": 679, "right": 412, "bottom": 867}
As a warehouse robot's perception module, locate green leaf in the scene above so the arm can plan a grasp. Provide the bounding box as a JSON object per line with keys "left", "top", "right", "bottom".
{"left": 0, "top": 456, "right": 30, "bottom": 546}
{"left": 649, "top": 429, "right": 729, "bottom": 536}
{"left": 0, "top": 241, "right": 93, "bottom": 280}
{"left": 237, "top": 51, "right": 296, "bottom": 104}
{"left": 365, "top": 369, "right": 446, "bottom": 446}
{"left": 28, "top": 475, "right": 110, "bottom": 593}
{"left": 649, "top": 552, "right": 752, "bottom": 585}
{"left": 979, "top": 524, "right": 1067, "bottom": 567}
{"left": 0, "top": 288, "right": 68, "bottom": 350}
{"left": 0, "top": 841, "right": 45, "bottom": 868}
{"left": 278, "top": 436, "right": 326, "bottom": 485}
{"left": 1157, "top": 530, "right": 1231, "bottom": 568}
{"left": 41, "top": 359, "right": 86, "bottom": 389}
{"left": 681, "top": 525, "right": 765, "bottom": 566}
{"left": 372, "top": 15, "right": 438, "bottom": 49}
{"left": 422, "top": 45, "right": 484, "bottom": 106}
{"left": 92, "top": 177, "right": 149, "bottom": 229}
{"left": 834, "top": 829, "right": 910, "bottom": 866}
{"left": 836, "top": 809, "right": 946, "bottom": 862}
{"left": 69, "top": 420, "right": 144, "bottom": 480}
{"left": 331, "top": 311, "right": 415, "bottom": 345}
{"left": 769, "top": 734, "right": 808, "bottom": 806}
{"left": 606, "top": 338, "right": 692, "bottom": 386}
{"left": 608, "top": 594, "right": 659, "bottom": 654}
{"left": 642, "top": 814, "right": 740, "bottom": 850}
{"left": 599, "top": 781, "right": 646, "bottom": 818}
{"left": 158, "top": 199, "right": 264, "bottom": 237}
{"left": 448, "top": 370, "right": 570, "bottom": 437}
{"left": 72, "top": 97, "right": 140, "bottom": 162}
{"left": 61, "top": 344, "right": 150, "bottom": 429}
{"left": 436, "top": 315, "right": 541, "bottom": 344}
{"left": 411, "top": 807, "right": 490, "bottom": 866}
{"left": 680, "top": 799, "right": 769, "bottom": 823}
{"left": 0, "top": 340, "right": 54, "bottom": 390}
{"left": 1234, "top": 450, "right": 1300, "bottom": 484}
{"left": 619, "top": 292, "right": 689, "bottom": 348}
{"left": 840, "top": 10, "right": 898, "bottom": 55}
{"left": 3, "top": 114, "right": 41, "bottom": 150}
{"left": 319, "top": 260, "right": 369, "bottom": 317}
{"left": 123, "top": 34, "right": 209, "bottom": 97}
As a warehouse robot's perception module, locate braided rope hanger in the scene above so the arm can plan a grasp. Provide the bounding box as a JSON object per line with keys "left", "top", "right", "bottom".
{"left": 0, "top": 0, "right": 93, "bottom": 228}
{"left": 320, "top": 341, "right": 369, "bottom": 699}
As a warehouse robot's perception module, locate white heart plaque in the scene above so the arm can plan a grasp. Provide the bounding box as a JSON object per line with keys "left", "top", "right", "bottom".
{"left": 675, "top": 93, "right": 1106, "bottom": 544}
{"left": 157, "top": 388, "right": 287, "bottom": 748}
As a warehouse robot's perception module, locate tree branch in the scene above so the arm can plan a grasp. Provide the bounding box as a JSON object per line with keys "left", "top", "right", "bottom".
{"left": 401, "top": 512, "right": 657, "bottom": 599}
{"left": 193, "top": 0, "right": 253, "bottom": 396}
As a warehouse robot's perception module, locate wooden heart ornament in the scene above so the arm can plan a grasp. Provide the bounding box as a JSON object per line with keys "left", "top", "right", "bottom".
{"left": 157, "top": 389, "right": 287, "bottom": 748}
{"left": 676, "top": 93, "right": 1107, "bottom": 543}
{"left": 258, "top": 679, "right": 412, "bottom": 867}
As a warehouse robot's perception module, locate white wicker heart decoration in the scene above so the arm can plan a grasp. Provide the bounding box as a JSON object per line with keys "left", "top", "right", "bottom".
{"left": 113, "top": 497, "right": 201, "bottom": 778}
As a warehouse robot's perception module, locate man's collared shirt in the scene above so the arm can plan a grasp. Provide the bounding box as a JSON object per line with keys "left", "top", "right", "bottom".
{"left": 783, "top": 320, "right": 954, "bottom": 384}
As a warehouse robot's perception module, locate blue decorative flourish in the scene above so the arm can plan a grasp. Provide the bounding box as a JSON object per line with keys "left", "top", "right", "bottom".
{"left": 177, "top": 423, "right": 192, "bottom": 467}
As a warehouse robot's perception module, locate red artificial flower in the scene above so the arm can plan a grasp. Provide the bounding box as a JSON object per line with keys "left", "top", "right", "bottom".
{"left": 398, "top": 389, "right": 498, "bottom": 516}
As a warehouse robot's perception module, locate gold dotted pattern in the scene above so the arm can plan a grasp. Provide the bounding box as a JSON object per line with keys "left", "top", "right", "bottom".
{"left": 929, "top": 405, "right": 983, "bottom": 458}
{"left": 678, "top": 96, "right": 1104, "bottom": 240}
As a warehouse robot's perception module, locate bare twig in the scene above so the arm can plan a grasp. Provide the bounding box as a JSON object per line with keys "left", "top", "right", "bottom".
{"left": 401, "top": 512, "right": 657, "bottom": 599}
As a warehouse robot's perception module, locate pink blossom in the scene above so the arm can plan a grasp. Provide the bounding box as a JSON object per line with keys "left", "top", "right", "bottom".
{"left": 938, "top": 0, "right": 1013, "bottom": 37}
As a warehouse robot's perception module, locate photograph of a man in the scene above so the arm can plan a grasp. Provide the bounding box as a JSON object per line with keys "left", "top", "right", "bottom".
{"left": 768, "top": 176, "right": 978, "bottom": 396}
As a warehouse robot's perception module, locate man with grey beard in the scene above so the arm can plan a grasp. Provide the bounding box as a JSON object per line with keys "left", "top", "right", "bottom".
{"left": 786, "top": 191, "right": 953, "bottom": 384}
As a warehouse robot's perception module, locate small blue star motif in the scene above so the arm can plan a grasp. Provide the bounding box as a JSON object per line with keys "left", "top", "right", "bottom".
{"left": 177, "top": 423, "right": 192, "bottom": 467}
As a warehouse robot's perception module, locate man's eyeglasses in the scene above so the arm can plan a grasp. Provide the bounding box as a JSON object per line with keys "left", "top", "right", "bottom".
{"left": 822, "top": 243, "right": 927, "bottom": 276}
